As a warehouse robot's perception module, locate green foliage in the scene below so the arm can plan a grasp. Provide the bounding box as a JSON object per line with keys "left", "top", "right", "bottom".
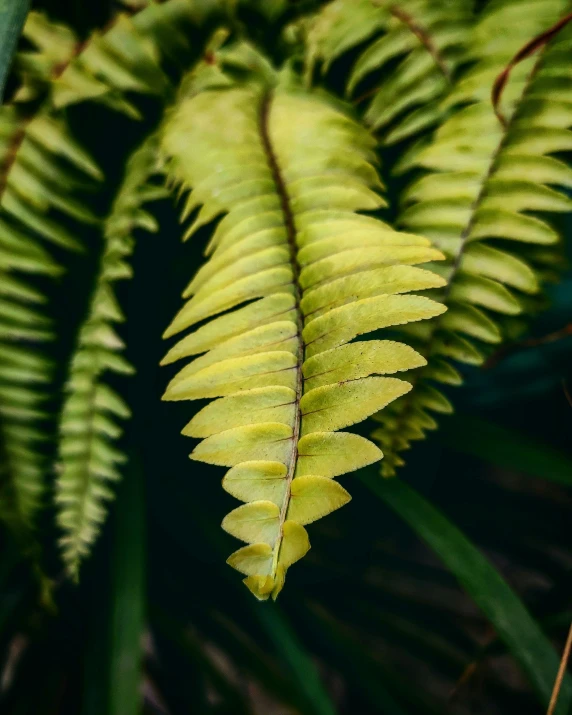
{"left": 305, "top": 0, "right": 474, "bottom": 142}
{"left": 0, "top": 0, "right": 30, "bottom": 101}
{"left": 160, "top": 61, "right": 445, "bottom": 598}
{"left": 1, "top": 0, "right": 571, "bottom": 587}
{"left": 15, "top": 9, "right": 169, "bottom": 111}
{"left": 0, "top": 77, "right": 101, "bottom": 539}
{"left": 0, "top": 0, "right": 221, "bottom": 556}
{"left": 361, "top": 471, "right": 572, "bottom": 713}
{"left": 0, "top": 3, "right": 173, "bottom": 541}
{"left": 371, "top": 0, "right": 572, "bottom": 474}
{"left": 55, "top": 137, "right": 164, "bottom": 578}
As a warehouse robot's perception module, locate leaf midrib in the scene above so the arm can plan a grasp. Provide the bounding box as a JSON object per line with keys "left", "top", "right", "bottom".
{"left": 258, "top": 91, "right": 304, "bottom": 579}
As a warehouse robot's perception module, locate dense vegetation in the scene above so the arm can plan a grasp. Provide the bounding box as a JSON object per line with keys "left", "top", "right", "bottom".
{"left": 0, "top": 1, "right": 571, "bottom": 713}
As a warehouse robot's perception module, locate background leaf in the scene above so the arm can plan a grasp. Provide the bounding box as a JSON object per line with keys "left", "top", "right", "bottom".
{"left": 360, "top": 470, "right": 572, "bottom": 714}
{"left": 0, "top": 0, "right": 29, "bottom": 101}
{"left": 254, "top": 602, "right": 337, "bottom": 715}
{"left": 0, "top": 2, "right": 571, "bottom": 713}
{"left": 439, "top": 414, "right": 572, "bottom": 487}
{"left": 108, "top": 458, "right": 146, "bottom": 715}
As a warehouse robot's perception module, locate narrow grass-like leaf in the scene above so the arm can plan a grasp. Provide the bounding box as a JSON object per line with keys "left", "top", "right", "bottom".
{"left": 439, "top": 414, "right": 572, "bottom": 487}
{"left": 0, "top": 0, "right": 30, "bottom": 101}
{"left": 360, "top": 471, "right": 572, "bottom": 713}
{"left": 255, "top": 602, "right": 336, "bottom": 715}
{"left": 108, "top": 461, "right": 146, "bottom": 715}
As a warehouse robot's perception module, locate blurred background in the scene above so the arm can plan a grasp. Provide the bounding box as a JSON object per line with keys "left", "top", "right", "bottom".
{"left": 1, "top": 1, "right": 571, "bottom": 714}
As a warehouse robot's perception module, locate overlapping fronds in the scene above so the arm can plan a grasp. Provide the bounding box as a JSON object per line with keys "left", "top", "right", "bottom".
{"left": 372, "top": 0, "right": 572, "bottom": 475}
{"left": 0, "top": 1, "right": 223, "bottom": 541}
{"left": 0, "top": 110, "right": 101, "bottom": 538}
{"left": 160, "top": 66, "right": 446, "bottom": 600}
{"left": 55, "top": 138, "right": 165, "bottom": 578}
{"left": 0, "top": 7, "right": 165, "bottom": 541}
{"left": 305, "top": 0, "right": 474, "bottom": 143}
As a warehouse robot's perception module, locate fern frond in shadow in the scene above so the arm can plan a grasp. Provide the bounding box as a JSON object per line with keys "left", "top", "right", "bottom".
{"left": 372, "top": 1, "right": 572, "bottom": 474}
{"left": 0, "top": 110, "right": 100, "bottom": 539}
{"left": 305, "top": 0, "right": 474, "bottom": 143}
{"left": 0, "top": 5, "right": 170, "bottom": 544}
{"left": 55, "top": 137, "right": 166, "bottom": 579}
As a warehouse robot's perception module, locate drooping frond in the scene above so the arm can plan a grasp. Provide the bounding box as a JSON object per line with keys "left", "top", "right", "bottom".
{"left": 305, "top": 0, "right": 474, "bottom": 143}
{"left": 372, "top": 0, "right": 572, "bottom": 475}
{"left": 55, "top": 137, "right": 166, "bottom": 578}
{"left": 0, "top": 112, "right": 101, "bottom": 538}
{"left": 160, "top": 65, "right": 446, "bottom": 600}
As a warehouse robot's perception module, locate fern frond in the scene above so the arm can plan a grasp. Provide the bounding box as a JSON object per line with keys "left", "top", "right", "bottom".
{"left": 55, "top": 137, "right": 165, "bottom": 579}
{"left": 160, "top": 66, "right": 446, "bottom": 600}
{"left": 13, "top": 11, "right": 78, "bottom": 102}
{"left": 13, "top": 0, "right": 222, "bottom": 119}
{"left": 0, "top": 105, "right": 103, "bottom": 538}
{"left": 16, "top": 9, "right": 170, "bottom": 118}
{"left": 372, "top": 0, "right": 572, "bottom": 475}
{"left": 305, "top": 0, "right": 474, "bottom": 143}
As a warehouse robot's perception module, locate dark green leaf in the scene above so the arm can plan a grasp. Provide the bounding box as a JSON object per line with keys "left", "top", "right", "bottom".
{"left": 359, "top": 471, "right": 572, "bottom": 714}
{"left": 439, "top": 415, "right": 572, "bottom": 486}
{"left": 255, "top": 603, "right": 336, "bottom": 715}
{"left": 108, "top": 461, "right": 146, "bottom": 715}
{"left": 0, "top": 0, "right": 30, "bottom": 102}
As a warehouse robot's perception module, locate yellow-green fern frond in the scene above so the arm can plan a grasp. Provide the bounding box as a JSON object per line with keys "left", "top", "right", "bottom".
{"left": 305, "top": 0, "right": 474, "bottom": 143}
{"left": 372, "top": 0, "right": 572, "bottom": 475}
{"left": 55, "top": 137, "right": 166, "bottom": 579}
{"left": 160, "top": 69, "right": 446, "bottom": 600}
